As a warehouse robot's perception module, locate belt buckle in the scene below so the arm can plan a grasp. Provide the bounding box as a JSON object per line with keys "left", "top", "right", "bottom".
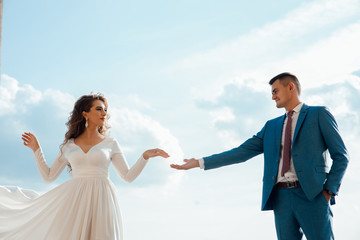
{"left": 286, "top": 181, "right": 297, "bottom": 188}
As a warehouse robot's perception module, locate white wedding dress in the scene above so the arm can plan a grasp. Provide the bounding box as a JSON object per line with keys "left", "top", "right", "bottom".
{"left": 0, "top": 137, "right": 148, "bottom": 240}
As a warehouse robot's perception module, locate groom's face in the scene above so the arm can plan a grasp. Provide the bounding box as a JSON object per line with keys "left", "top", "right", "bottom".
{"left": 271, "top": 79, "right": 291, "bottom": 109}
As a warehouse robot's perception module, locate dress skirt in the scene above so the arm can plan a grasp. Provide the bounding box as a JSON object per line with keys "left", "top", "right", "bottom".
{"left": 0, "top": 176, "right": 123, "bottom": 240}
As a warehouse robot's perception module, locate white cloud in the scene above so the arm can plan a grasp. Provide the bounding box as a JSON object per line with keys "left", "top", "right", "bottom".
{"left": 304, "top": 76, "right": 360, "bottom": 124}
{"left": 109, "top": 107, "right": 183, "bottom": 161}
{"left": 0, "top": 74, "right": 42, "bottom": 116}
{"left": 173, "top": 0, "right": 360, "bottom": 71}
{"left": 118, "top": 162, "right": 276, "bottom": 240}
{"left": 166, "top": 0, "right": 360, "bottom": 101}
{"left": 272, "top": 22, "right": 360, "bottom": 90}
{"left": 43, "top": 89, "right": 76, "bottom": 118}
{"left": 210, "top": 106, "right": 235, "bottom": 124}
{"left": 108, "top": 106, "right": 185, "bottom": 189}
{"left": 0, "top": 75, "right": 19, "bottom": 100}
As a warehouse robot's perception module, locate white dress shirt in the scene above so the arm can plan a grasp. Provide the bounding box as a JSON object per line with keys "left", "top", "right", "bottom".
{"left": 199, "top": 103, "right": 304, "bottom": 184}
{"left": 276, "top": 102, "right": 303, "bottom": 183}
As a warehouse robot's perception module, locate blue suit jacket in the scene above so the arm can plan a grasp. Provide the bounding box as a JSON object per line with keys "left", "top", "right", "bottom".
{"left": 203, "top": 104, "right": 349, "bottom": 210}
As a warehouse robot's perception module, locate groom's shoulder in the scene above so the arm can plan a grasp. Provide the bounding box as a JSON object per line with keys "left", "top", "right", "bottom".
{"left": 267, "top": 114, "right": 284, "bottom": 124}
{"left": 304, "top": 105, "right": 329, "bottom": 114}
{"left": 260, "top": 115, "right": 284, "bottom": 130}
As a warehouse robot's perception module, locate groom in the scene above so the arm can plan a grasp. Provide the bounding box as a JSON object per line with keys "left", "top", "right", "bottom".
{"left": 171, "top": 72, "right": 349, "bottom": 240}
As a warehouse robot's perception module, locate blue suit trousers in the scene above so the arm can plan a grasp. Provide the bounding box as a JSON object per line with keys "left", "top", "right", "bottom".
{"left": 273, "top": 187, "right": 334, "bottom": 240}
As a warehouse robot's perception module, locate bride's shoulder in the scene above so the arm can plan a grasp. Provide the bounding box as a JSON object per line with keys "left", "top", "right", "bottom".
{"left": 61, "top": 138, "right": 75, "bottom": 149}
{"left": 56, "top": 139, "right": 75, "bottom": 155}
{"left": 103, "top": 136, "right": 119, "bottom": 145}
{"left": 104, "top": 136, "right": 122, "bottom": 152}
{"left": 104, "top": 136, "right": 115, "bottom": 141}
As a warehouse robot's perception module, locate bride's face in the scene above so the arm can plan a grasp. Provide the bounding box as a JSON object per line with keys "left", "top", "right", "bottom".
{"left": 84, "top": 100, "right": 107, "bottom": 127}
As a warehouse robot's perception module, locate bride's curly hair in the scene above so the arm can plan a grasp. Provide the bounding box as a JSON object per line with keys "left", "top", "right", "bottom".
{"left": 61, "top": 93, "right": 110, "bottom": 171}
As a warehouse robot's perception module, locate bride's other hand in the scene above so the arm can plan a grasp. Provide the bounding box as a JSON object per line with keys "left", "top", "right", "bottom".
{"left": 143, "top": 148, "right": 170, "bottom": 160}
{"left": 22, "top": 132, "right": 40, "bottom": 152}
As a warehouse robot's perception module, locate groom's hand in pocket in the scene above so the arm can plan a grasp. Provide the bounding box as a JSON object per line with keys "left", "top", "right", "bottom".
{"left": 170, "top": 158, "right": 199, "bottom": 170}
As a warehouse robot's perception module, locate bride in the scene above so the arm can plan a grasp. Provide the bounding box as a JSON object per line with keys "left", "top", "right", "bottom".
{"left": 0, "top": 93, "right": 169, "bottom": 240}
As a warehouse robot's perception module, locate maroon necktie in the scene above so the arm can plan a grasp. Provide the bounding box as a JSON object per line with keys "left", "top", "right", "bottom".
{"left": 281, "top": 111, "right": 294, "bottom": 176}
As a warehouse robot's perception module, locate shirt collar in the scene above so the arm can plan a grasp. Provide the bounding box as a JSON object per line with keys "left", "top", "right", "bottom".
{"left": 287, "top": 102, "right": 303, "bottom": 115}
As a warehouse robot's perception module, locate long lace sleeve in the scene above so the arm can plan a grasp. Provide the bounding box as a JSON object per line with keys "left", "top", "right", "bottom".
{"left": 33, "top": 147, "right": 68, "bottom": 184}
{"left": 111, "top": 139, "right": 148, "bottom": 183}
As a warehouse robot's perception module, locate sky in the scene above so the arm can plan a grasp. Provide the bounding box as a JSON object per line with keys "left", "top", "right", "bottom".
{"left": 1, "top": 0, "right": 360, "bottom": 239}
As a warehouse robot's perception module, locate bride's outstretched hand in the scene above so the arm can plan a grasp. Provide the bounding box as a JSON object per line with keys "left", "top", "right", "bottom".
{"left": 143, "top": 148, "right": 170, "bottom": 160}
{"left": 21, "top": 132, "right": 40, "bottom": 152}
{"left": 170, "top": 158, "right": 200, "bottom": 170}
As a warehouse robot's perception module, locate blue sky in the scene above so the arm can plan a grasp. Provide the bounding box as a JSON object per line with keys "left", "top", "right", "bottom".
{"left": 1, "top": 0, "right": 360, "bottom": 239}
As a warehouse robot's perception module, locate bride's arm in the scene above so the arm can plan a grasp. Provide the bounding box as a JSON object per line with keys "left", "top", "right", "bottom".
{"left": 33, "top": 147, "right": 68, "bottom": 183}
{"left": 22, "top": 132, "right": 67, "bottom": 183}
{"left": 111, "top": 139, "right": 169, "bottom": 183}
{"left": 111, "top": 153, "right": 148, "bottom": 183}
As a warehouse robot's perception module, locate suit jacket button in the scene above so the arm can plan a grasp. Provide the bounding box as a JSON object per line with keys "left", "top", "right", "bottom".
{"left": 272, "top": 176, "right": 275, "bottom": 180}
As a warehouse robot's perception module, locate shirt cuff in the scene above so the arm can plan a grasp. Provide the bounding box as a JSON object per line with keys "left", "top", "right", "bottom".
{"left": 198, "top": 158, "right": 205, "bottom": 169}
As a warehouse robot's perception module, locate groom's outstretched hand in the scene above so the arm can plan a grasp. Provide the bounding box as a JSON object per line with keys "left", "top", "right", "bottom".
{"left": 170, "top": 158, "right": 200, "bottom": 170}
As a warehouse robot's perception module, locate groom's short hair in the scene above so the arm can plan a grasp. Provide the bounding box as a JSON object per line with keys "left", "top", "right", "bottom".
{"left": 269, "top": 72, "right": 301, "bottom": 95}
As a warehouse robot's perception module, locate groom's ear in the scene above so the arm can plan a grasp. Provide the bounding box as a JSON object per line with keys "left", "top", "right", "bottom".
{"left": 289, "top": 82, "right": 295, "bottom": 91}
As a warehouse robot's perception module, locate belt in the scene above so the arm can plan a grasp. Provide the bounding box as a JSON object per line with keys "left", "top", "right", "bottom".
{"left": 276, "top": 181, "right": 300, "bottom": 188}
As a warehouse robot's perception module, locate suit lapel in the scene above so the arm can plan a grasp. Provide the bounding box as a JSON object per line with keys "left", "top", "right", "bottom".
{"left": 293, "top": 104, "right": 310, "bottom": 143}
{"left": 275, "top": 114, "right": 285, "bottom": 152}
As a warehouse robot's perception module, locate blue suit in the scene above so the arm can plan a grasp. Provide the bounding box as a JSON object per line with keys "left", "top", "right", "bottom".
{"left": 203, "top": 104, "right": 349, "bottom": 239}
